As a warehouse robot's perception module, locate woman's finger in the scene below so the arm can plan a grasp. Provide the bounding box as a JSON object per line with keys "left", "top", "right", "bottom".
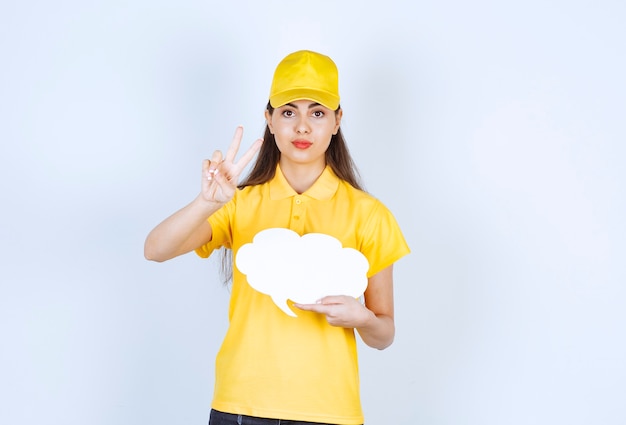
{"left": 232, "top": 138, "right": 263, "bottom": 175}
{"left": 202, "top": 159, "right": 211, "bottom": 180}
{"left": 224, "top": 126, "right": 244, "bottom": 164}
{"left": 207, "top": 150, "right": 223, "bottom": 181}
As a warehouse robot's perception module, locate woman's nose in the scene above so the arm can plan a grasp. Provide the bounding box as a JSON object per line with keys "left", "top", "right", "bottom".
{"left": 296, "top": 116, "right": 311, "bottom": 134}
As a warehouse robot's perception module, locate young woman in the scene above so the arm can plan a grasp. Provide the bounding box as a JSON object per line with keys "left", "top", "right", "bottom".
{"left": 145, "top": 50, "right": 410, "bottom": 425}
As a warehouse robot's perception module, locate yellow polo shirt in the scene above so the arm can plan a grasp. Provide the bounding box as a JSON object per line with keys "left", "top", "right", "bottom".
{"left": 196, "top": 165, "right": 410, "bottom": 424}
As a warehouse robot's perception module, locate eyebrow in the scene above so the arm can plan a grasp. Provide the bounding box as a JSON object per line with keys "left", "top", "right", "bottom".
{"left": 283, "top": 102, "right": 322, "bottom": 109}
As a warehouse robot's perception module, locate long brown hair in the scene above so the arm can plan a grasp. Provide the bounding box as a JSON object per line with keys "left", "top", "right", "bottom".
{"left": 219, "top": 102, "right": 364, "bottom": 284}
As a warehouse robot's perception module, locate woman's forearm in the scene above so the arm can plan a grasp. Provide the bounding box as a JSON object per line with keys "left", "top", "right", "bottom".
{"left": 144, "top": 195, "right": 221, "bottom": 262}
{"left": 356, "top": 312, "right": 395, "bottom": 350}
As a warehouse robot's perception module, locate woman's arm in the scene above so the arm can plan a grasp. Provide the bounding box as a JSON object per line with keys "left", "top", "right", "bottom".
{"left": 294, "top": 265, "right": 395, "bottom": 350}
{"left": 356, "top": 265, "right": 395, "bottom": 349}
{"left": 144, "top": 196, "right": 221, "bottom": 262}
{"left": 144, "top": 127, "right": 262, "bottom": 262}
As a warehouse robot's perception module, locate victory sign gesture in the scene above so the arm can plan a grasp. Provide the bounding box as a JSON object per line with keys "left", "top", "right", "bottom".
{"left": 201, "top": 126, "right": 263, "bottom": 205}
{"left": 143, "top": 126, "right": 262, "bottom": 262}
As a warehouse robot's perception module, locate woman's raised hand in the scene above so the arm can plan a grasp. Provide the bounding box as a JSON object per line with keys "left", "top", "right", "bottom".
{"left": 201, "top": 126, "right": 263, "bottom": 205}
{"left": 144, "top": 127, "right": 261, "bottom": 262}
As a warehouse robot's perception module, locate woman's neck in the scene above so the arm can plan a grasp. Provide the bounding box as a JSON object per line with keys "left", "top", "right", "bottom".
{"left": 279, "top": 159, "right": 326, "bottom": 194}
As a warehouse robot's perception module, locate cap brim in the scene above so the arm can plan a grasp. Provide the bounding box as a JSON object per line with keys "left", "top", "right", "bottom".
{"left": 270, "top": 88, "right": 340, "bottom": 110}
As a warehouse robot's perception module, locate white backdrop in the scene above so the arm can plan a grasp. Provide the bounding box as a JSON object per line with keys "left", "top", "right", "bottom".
{"left": 1, "top": 1, "right": 625, "bottom": 424}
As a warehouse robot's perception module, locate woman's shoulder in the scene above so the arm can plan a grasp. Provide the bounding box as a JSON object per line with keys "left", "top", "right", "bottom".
{"left": 235, "top": 181, "right": 270, "bottom": 196}
{"left": 337, "top": 180, "right": 386, "bottom": 209}
{"left": 223, "top": 183, "right": 265, "bottom": 210}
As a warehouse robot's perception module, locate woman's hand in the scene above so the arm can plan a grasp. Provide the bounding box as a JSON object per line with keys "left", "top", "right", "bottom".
{"left": 144, "top": 126, "right": 262, "bottom": 262}
{"left": 294, "top": 296, "right": 375, "bottom": 328}
{"left": 201, "top": 126, "right": 263, "bottom": 205}
{"left": 294, "top": 266, "right": 396, "bottom": 350}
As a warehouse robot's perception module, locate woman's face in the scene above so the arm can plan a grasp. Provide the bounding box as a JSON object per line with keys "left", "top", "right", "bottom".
{"left": 265, "top": 99, "right": 342, "bottom": 171}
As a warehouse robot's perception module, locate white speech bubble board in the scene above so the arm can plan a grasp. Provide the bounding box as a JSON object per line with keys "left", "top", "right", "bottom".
{"left": 235, "top": 228, "right": 370, "bottom": 317}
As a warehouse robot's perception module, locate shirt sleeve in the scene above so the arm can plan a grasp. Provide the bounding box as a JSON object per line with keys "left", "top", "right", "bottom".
{"left": 194, "top": 196, "right": 235, "bottom": 258}
{"left": 358, "top": 199, "right": 410, "bottom": 277}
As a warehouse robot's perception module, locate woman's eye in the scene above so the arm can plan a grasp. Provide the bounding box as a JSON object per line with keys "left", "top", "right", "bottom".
{"left": 282, "top": 110, "right": 295, "bottom": 117}
{"left": 312, "top": 110, "right": 325, "bottom": 118}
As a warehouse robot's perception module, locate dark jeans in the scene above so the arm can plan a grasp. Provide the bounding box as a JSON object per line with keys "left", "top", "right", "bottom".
{"left": 208, "top": 409, "right": 361, "bottom": 425}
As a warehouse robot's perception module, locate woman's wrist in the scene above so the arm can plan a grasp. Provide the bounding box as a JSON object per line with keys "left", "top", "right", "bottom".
{"left": 194, "top": 193, "right": 226, "bottom": 216}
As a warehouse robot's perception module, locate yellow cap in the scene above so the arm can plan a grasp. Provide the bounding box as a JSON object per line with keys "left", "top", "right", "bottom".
{"left": 269, "top": 50, "right": 340, "bottom": 110}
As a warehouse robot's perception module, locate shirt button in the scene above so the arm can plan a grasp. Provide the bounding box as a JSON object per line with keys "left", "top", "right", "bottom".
{"left": 295, "top": 198, "right": 302, "bottom": 204}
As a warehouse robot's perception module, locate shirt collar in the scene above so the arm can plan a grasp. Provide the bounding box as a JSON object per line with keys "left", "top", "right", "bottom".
{"left": 269, "top": 164, "right": 339, "bottom": 200}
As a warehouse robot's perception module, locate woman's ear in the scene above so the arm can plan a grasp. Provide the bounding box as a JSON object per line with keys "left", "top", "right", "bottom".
{"left": 264, "top": 109, "right": 274, "bottom": 134}
{"left": 333, "top": 109, "right": 343, "bottom": 135}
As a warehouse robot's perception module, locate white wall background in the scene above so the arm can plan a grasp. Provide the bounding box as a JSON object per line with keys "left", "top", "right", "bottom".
{"left": 1, "top": 1, "right": 624, "bottom": 424}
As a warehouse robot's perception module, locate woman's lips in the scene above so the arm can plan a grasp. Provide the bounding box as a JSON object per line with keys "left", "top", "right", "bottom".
{"left": 292, "top": 141, "right": 312, "bottom": 149}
